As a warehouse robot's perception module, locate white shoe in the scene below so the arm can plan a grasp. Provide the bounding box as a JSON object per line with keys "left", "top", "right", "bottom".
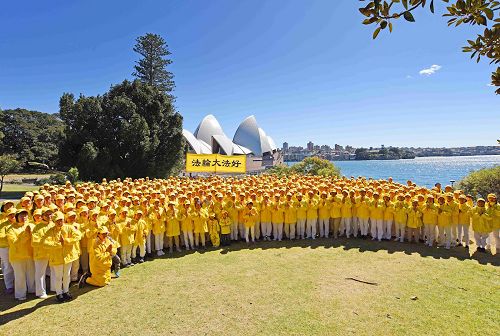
{"left": 17, "top": 297, "right": 27, "bottom": 301}
{"left": 39, "top": 294, "right": 48, "bottom": 299}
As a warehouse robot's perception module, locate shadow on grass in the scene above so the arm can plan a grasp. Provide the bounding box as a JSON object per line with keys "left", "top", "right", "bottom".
{"left": 0, "top": 191, "right": 28, "bottom": 200}
{"left": 0, "top": 277, "right": 99, "bottom": 325}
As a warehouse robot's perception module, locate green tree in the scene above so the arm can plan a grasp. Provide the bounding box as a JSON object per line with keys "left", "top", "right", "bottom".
{"left": 0, "top": 154, "right": 21, "bottom": 197}
{"left": 132, "top": 33, "right": 175, "bottom": 96}
{"left": 359, "top": 0, "right": 500, "bottom": 93}
{"left": 67, "top": 167, "right": 79, "bottom": 184}
{"left": 0, "top": 108, "right": 64, "bottom": 168}
{"left": 59, "top": 80, "right": 184, "bottom": 181}
{"left": 291, "top": 157, "right": 341, "bottom": 177}
{"left": 457, "top": 165, "right": 500, "bottom": 198}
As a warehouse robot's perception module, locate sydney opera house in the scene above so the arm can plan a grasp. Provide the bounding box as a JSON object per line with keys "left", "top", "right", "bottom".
{"left": 183, "top": 115, "right": 283, "bottom": 172}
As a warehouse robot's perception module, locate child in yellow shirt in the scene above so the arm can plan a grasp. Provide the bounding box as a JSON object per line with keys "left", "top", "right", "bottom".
{"left": 219, "top": 210, "right": 232, "bottom": 246}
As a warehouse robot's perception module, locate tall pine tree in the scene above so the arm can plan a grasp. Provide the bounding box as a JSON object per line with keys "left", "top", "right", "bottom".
{"left": 132, "top": 33, "right": 175, "bottom": 97}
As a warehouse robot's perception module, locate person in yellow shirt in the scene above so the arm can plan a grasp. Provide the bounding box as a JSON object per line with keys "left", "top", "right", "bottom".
{"left": 65, "top": 211, "right": 81, "bottom": 282}
{"left": 165, "top": 202, "right": 181, "bottom": 253}
{"left": 243, "top": 201, "right": 258, "bottom": 243}
{"left": 318, "top": 192, "right": 330, "bottom": 238}
{"left": 471, "top": 199, "right": 491, "bottom": 252}
{"left": 355, "top": 190, "right": 370, "bottom": 238}
{"left": 43, "top": 211, "right": 81, "bottom": 302}
{"left": 0, "top": 204, "right": 16, "bottom": 294}
{"left": 284, "top": 193, "right": 297, "bottom": 240}
{"left": 180, "top": 201, "right": 194, "bottom": 251}
{"left": 223, "top": 194, "right": 238, "bottom": 241}
{"left": 382, "top": 195, "right": 394, "bottom": 240}
{"left": 369, "top": 193, "right": 386, "bottom": 241}
{"left": 329, "top": 192, "right": 342, "bottom": 239}
{"left": 260, "top": 194, "right": 273, "bottom": 241}
{"left": 207, "top": 213, "right": 220, "bottom": 247}
{"left": 271, "top": 194, "right": 285, "bottom": 241}
{"left": 437, "top": 195, "right": 453, "bottom": 249}
{"left": 118, "top": 208, "right": 136, "bottom": 266}
{"left": 131, "top": 210, "right": 148, "bottom": 263}
{"left": 340, "top": 190, "right": 352, "bottom": 238}
{"left": 421, "top": 196, "right": 438, "bottom": 247}
{"left": 295, "top": 194, "right": 308, "bottom": 239}
{"left": 457, "top": 195, "right": 472, "bottom": 248}
{"left": 393, "top": 195, "right": 407, "bottom": 242}
{"left": 305, "top": 191, "right": 319, "bottom": 239}
{"left": 219, "top": 210, "right": 232, "bottom": 246}
{"left": 486, "top": 193, "right": 499, "bottom": 252}
{"left": 7, "top": 209, "right": 35, "bottom": 301}
{"left": 192, "top": 201, "right": 208, "bottom": 249}
{"left": 80, "top": 226, "right": 114, "bottom": 288}
{"left": 150, "top": 199, "right": 165, "bottom": 256}
{"left": 406, "top": 200, "right": 422, "bottom": 243}
{"left": 236, "top": 193, "right": 246, "bottom": 241}
{"left": 446, "top": 194, "right": 459, "bottom": 246}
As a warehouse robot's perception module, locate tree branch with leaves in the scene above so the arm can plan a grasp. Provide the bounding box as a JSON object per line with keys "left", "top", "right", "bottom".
{"left": 359, "top": 0, "right": 500, "bottom": 93}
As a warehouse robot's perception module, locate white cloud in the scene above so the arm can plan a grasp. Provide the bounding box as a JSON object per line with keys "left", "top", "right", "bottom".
{"left": 419, "top": 64, "right": 442, "bottom": 76}
{"left": 487, "top": 83, "right": 495, "bottom": 87}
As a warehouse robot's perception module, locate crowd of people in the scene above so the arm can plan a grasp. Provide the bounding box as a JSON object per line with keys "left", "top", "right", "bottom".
{"left": 0, "top": 175, "right": 498, "bottom": 303}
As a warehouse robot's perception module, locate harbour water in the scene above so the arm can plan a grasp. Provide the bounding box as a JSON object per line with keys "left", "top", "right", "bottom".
{"left": 287, "top": 155, "right": 500, "bottom": 188}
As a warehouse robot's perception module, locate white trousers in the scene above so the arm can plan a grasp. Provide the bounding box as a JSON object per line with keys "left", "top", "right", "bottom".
{"left": 395, "top": 222, "right": 405, "bottom": 242}
{"left": 154, "top": 233, "right": 164, "bottom": 251}
{"left": 71, "top": 258, "right": 79, "bottom": 281}
{"left": 245, "top": 226, "right": 255, "bottom": 242}
{"left": 306, "top": 218, "right": 317, "bottom": 238}
{"left": 51, "top": 263, "right": 72, "bottom": 295}
{"left": 121, "top": 244, "right": 133, "bottom": 265}
{"left": 371, "top": 219, "right": 384, "bottom": 241}
{"left": 230, "top": 220, "right": 239, "bottom": 240}
{"left": 261, "top": 222, "right": 272, "bottom": 238}
{"left": 457, "top": 223, "right": 470, "bottom": 245}
{"left": 438, "top": 226, "right": 452, "bottom": 248}
{"left": 319, "top": 218, "right": 329, "bottom": 238}
{"left": 0, "top": 247, "right": 14, "bottom": 290}
{"left": 341, "top": 217, "right": 352, "bottom": 237}
{"left": 239, "top": 222, "right": 245, "bottom": 239}
{"left": 34, "top": 259, "right": 48, "bottom": 296}
{"left": 384, "top": 220, "right": 393, "bottom": 239}
{"left": 11, "top": 259, "right": 35, "bottom": 299}
{"left": 194, "top": 232, "right": 206, "bottom": 247}
{"left": 297, "top": 219, "right": 306, "bottom": 238}
{"left": 255, "top": 221, "right": 261, "bottom": 239}
{"left": 352, "top": 217, "right": 359, "bottom": 237}
{"left": 273, "top": 222, "right": 283, "bottom": 241}
{"left": 146, "top": 231, "right": 152, "bottom": 254}
{"left": 474, "top": 232, "right": 488, "bottom": 249}
{"left": 183, "top": 231, "right": 194, "bottom": 249}
{"left": 132, "top": 243, "right": 146, "bottom": 258}
{"left": 287, "top": 223, "right": 296, "bottom": 239}
{"left": 424, "top": 224, "right": 436, "bottom": 246}
{"left": 358, "top": 218, "right": 369, "bottom": 236}
{"left": 489, "top": 228, "right": 499, "bottom": 249}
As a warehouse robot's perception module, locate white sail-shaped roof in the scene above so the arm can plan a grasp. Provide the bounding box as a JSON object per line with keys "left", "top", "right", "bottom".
{"left": 193, "top": 114, "right": 225, "bottom": 145}
{"left": 233, "top": 116, "right": 273, "bottom": 156}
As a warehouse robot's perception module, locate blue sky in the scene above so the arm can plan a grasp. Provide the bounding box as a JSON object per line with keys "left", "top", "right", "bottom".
{"left": 1, "top": 0, "right": 498, "bottom": 148}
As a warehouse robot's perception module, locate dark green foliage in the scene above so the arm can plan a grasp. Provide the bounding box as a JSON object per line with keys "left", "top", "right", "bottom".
{"left": 133, "top": 33, "right": 175, "bottom": 97}
{"left": 0, "top": 108, "right": 64, "bottom": 168}
{"left": 35, "top": 173, "right": 67, "bottom": 186}
{"left": 457, "top": 165, "right": 500, "bottom": 198}
{"left": 59, "top": 79, "right": 184, "bottom": 181}
{"left": 268, "top": 157, "right": 341, "bottom": 177}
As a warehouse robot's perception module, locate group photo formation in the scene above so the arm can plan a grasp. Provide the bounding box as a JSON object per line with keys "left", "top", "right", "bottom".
{"left": 1, "top": 175, "right": 498, "bottom": 303}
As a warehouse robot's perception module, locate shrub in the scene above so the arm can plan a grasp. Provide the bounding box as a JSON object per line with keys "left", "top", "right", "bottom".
{"left": 35, "top": 173, "right": 67, "bottom": 186}
{"left": 457, "top": 166, "right": 500, "bottom": 199}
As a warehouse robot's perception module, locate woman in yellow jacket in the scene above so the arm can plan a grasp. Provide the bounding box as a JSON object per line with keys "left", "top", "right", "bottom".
{"left": 406, "top": 200, "right": 422, "bottom": 243}
{"left": 271, "top": 194, "right": 285, "bottom": 241}
{"left": 329, "top": 192, "right": 342, "bottom": 239}
{"left": 31, "top": 208, "right": 51, "bottom": 298}
{"left": 65, "top": 211, "right": 81, "bottom": 282}
{"left": 393, "top": 195, "right": 408, "bottom": 242}
{"left": 318, "top": 192, "right": 330, "bottom": 238}
{"left": 355, "top": 191, "right": 370, "bottom": 238}
{"left": 284, "top": 193, "right": 297, "bottom": 240}
{"left": 219, "top": 210, "right": 232, "bottom": 246}
{"left": 192, "top": 201, "right": 208, "bottom": 248}
{"left": 437, "top": 195, "right": 453, "bottom": 249}
{"left": 471, "top": 199, "right": 491, "bottom": 252}
{"left": 131, "top": 210, "right": 148, "bottom": 262}
{"left": 165, "top": 202, "right": 181, "bottom": 253}
{"left": 180, "top": 201, "right": 194, "bottom": 251}
{"left": 77, "top": 206, "right": 90, "bottom": 274}
{"left": 369, "top": 193, "right": 386, "bottom": 241}
{"left": 486, "top": 193, "right": 499, "bottom": 252}
{"left": 118, "top": 208, "right": 136, "bottom": 266}
{"left": 43, "top": 211, "right": 81, "bottom": 302}
{"left": 295, "top": 194, "right": 308, "bottom": 239}
{"left": 340, "top": 190, "right": 352, "bottom": 238}
{"left": 457, "top": 196, "right": 472, "bottom": 248}
{"left": 81, "top": 226, "right": 114, "bottom": 287}
{"left": 7, "top": 209, "right": 35, "bottom": 301}
{"left": 382, "top": 195, "right": 394, "bottom": 240}
{"left": 305, "top": 191, "right": 319, "bottom": 239}
{"left": 0, "top": 203, "right": 15, "bottom": 294}
{"left": 150, "top": 199, "right": 165, "bottom": 256}
{"left": 224, "top": 194, "right": 239, "bottom": 241}
{"left": 243, "top": 201, "right": 258, "bottom": 243}
{"left": 421, "top": 196, "right": 438, "bottom": 247}
{"left": 260, "top": 194, "right": 273, "bottom": 241}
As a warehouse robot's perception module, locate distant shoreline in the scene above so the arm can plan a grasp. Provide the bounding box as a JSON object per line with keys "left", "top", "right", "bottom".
{"left": 284, "top": 153, "right": 500, "bottom": 162}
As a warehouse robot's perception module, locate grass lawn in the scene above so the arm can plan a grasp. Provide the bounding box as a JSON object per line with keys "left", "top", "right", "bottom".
{"left": 0, "top": 239, "right": 498, "bottom": 335}
{"left": 0, "top": 184, "right": 40, "bottom": 201}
